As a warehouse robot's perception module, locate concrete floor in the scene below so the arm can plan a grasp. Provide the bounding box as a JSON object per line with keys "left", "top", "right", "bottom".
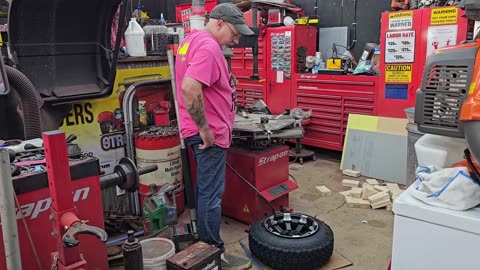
{"left": 217, "top": 149, "right": 395, "bottom": 270}
{"left": 110, "top": 149, "right": 395, "bottom": 269}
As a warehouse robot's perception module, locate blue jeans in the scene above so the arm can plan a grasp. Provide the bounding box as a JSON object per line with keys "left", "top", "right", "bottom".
{"left": 186, "top": 135, "right": 227, "bottom": 251}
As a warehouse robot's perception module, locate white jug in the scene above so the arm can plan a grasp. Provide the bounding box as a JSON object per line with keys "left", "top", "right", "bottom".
{"left": 125, "top": 18, "right": 146, "bottom": 57}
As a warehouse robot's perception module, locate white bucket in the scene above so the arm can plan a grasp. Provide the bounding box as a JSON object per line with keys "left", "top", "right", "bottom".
{"left": 190, "top": 15, "right": 205, "bottom": 30}
{"left": 125, "top": 18, "right": 146, "bottom": 57}
{"left": 415, "top": 134, "right": 467, "bottom": 168}
{"left": 141, "top": 238, "right": 176, "bottom": 270}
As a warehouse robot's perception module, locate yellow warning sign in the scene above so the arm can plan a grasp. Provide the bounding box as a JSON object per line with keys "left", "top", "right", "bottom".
{"left": 389, "top": 11, "right": 413, "bottom": 19}
{"left": 243, "top": 205, "right": 250, "bottom": 213}
{"left": 389, "top": 11, "right": 413, "bottom": 30}
{"left": 385, "top": 64, "right": 412, "bottom": 83}
{"left": 431, "top": 7, "right": 457, "bottom": 25}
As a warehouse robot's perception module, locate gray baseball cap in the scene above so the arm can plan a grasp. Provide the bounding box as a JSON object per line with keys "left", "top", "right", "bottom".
{"left": 210, "top": 3, "right": 255, "bottom": 36}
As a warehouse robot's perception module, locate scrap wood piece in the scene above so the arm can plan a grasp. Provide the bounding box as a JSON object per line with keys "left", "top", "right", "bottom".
{"left": 343, "top": 169, "right": 361, "bottom": 177}
{"left": 342, "top": 179, "right": 360, "bottom": 188}
{"left": 316, "top": 186, "right": 332, "bottom": 196}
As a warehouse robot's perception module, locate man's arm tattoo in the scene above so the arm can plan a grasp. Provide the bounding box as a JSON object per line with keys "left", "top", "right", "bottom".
{"left": 187, "top": 94, "right": 208, "bottom": 128}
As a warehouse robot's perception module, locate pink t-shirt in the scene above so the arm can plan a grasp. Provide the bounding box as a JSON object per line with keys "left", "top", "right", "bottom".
{"left": 175, "top": 29, "right": 236, "bottom": 148}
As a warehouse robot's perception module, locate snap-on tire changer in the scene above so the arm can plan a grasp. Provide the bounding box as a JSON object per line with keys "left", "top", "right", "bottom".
{"left": 0, "top": 130, "right": 157, "bottom": 270}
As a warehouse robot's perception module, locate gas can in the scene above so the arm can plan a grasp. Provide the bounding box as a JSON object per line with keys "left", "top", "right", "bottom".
{"left": 166, "top": 241, "right": 221, "bottom": 270}
{"left": 125, "top": 18, "right": 146, "bottom": 57}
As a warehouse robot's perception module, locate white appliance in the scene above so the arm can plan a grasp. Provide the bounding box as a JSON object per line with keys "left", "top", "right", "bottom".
{"left": 392, "top": 182, "right": 480, "bottom": 270}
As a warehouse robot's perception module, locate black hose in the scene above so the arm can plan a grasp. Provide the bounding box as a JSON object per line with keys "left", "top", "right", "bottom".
{"left": 226, "top": 161, "right": 276, "bottom": 215}
{"left": 5, "top": 66, "right": 42, "bottom": 140}
{"left": 464, "top": 148, "right": 480, "bottom": 184}
{"left": 348, "top": 0, "right": 357, "bottom": 50}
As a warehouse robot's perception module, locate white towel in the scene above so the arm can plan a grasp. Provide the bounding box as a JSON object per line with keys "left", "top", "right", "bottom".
{"left": 409, "top": 165, "right": 480, "bottom": 210}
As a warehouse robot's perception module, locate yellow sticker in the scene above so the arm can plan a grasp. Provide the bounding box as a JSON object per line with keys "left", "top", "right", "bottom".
{"left": 431, "top": 7, "right": 458, "bottom": 25}
{"left": 469, "top": 83, "right": 476, "bottom": 95}
{"left": 389, "top": 11, "right": 413, "bottom": 19}
{"left": 389, "top": 11, "right": 413, "bottom": 30}
{"left": 385, "top": 64, "right": 412, "bottom": 83}
{"left": 243, "top": 205, "right": 250, "bottom": 213}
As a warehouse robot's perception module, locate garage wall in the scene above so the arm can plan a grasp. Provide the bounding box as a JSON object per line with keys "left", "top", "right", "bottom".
{"left": 139, "top": 0, "right": 392, "bottom": 59}
{"left": 292, "top": 0, "right": 391, "bottom": 59}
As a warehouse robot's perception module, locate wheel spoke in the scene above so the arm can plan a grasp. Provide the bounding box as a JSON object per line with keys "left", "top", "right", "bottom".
{"left": 264, "top": 213, "right": 319, "bottom": 239}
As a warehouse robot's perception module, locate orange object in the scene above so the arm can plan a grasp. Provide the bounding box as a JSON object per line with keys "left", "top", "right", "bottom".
{"left": 391, "top": 0, "right": 410, "bottom": 10}
{"left": 460, "top": 38, "right": 480, "bottom": 121}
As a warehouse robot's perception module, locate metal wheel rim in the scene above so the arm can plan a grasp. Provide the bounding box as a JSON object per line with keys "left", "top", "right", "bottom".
{"left": 263, "top": 213, "right": 319, "bottom": 238}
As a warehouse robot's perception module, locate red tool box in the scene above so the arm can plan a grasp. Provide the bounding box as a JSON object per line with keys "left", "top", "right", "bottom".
{"left": 0, "top": 158, "right": 108, "bottom": 270}
{"left": 222, "top": 144, "right": 298, "bottom": 224}
{"left": 293, "top": 73, "right": 378, "bottom": 151}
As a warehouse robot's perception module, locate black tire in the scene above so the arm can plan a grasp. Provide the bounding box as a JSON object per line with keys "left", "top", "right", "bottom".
{"left": 249, "top": 213, "right": 334, "bottom": 270}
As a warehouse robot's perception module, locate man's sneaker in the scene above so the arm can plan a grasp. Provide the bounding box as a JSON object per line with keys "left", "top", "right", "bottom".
{"left": 221, "top": 252, "right": 252, "bottom": 270}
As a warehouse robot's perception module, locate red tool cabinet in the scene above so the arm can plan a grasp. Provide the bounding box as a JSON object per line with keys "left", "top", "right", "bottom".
{"left": 293, "top": 74, "right": 378, "bottom": 151}
{"left": 266, "top": 26, "right": 317, "bottom": 114}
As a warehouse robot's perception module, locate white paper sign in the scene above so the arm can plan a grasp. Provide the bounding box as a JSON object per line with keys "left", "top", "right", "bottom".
{"left": 426, "top": 25, "right": 458, "bottom": 60}
{"left": 276, "top": 71, "right": 284, "bottom": 83}
{"left": 385, "top": 30, "right": 416, "bottom": 63}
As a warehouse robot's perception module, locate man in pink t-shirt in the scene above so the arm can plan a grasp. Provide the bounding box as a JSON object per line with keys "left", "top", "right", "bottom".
{"left": 175, "top": 3, "right": 254, "bottom": 270}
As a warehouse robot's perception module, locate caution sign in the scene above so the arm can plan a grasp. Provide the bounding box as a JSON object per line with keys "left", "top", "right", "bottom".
{"left": 385, "top": 64, "right": 412, "bottom": 82}
{"left": 389, "top": 11, "right": 413, "bottom": 30}
{"left": 431, "top": 7, "right": 458, "bottom": 25}
{"left": 243, "top": 204, "right": 250, "bottom": 213}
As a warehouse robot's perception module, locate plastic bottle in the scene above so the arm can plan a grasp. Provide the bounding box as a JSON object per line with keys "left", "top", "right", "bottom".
{"left": 125, "top": 18, "right": 146, "bottom": 57}
{"left": 160, "top": 13, "right": 166, "bottom": 25}
{"left": 138, "top": 100, "right": 147, "bottom": 126}
{"left": 143, "top": 24, "right": 169, "bottom": 56}
{"left": 122, "top": 230, "right": 143, "bottom": 270}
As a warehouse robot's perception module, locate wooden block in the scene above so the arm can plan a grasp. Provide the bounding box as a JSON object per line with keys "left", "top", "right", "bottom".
{"left": 374, "top": 185, "right": 389, "bottom": 193}
{"left": 362, "top": 185, "right": 378, "bottom": 200}
{"left": 386, "top": 183, "right": 400, "bottom": 192}
{"left": 350, "top": 187, "right": 363, "bottom": 198}
{"left": 342, "top": 179, "right": 360, "bottom": 188}
{"left": 371, "top": 199, "right": 392, "bottom": 209}
{"left": 355, "top": 198, "right": 371, "bottom": 209}
{"left": 362, "top": 183, "right": 373, "bottom": 188}
{"left": 366, "top": 178, "right": 380, "bottom": 185}
{"left": 368, "top": 192, "right": 390, "bottom": 204}
{"left": 339, "top": 190, "right": 351, "bottom": 197}
{"left": 316, "top": 186, "right": 332, "bottom": 196}
{"left": 345, "top": 196, "right": 359, "bottom": 208}
{"left": 343, "top": 169, "right": 361, "bottom": 177}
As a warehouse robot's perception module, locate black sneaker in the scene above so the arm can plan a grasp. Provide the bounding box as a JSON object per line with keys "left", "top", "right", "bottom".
{"left": 221, "top": 252, "right": 252, "bottom": 270}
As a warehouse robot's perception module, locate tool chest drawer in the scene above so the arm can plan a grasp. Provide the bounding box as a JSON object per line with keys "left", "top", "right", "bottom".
{"left": 231, "top": 36, "right": 266, "bottom": 75}
{"left": 235, "top": 75, "right": 266, "bottom": 108}
{"left": 294, "top": 74, "right": 378, "bottom": 151}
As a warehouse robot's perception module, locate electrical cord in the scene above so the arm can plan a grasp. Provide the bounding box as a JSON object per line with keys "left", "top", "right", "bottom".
{"left": 226, "top": 161, "right": 277, "bottom": 216}
{"left": 14, "top": 192, "right": 43, "bottom": 270}
{"left": 289, "top": 173, "right": 297, "bottom": 184}
{"left": 326, "top": 43, "right": 357, "bottom": 64}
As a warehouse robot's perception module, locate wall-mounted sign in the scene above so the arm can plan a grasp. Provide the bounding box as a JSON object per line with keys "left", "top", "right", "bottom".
{"left": 385, "top": 30, "right": 415, "bottom": 63}
{"left": 389, "top": 11, "right": 413, "bottom": 30}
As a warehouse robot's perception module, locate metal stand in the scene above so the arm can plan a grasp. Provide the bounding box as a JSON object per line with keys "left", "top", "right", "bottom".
{"left": 43, "top": 131, "right": 108, "bottom": 270}
{"left": 289, "top": 138, "right": 316, "bottom": 165}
